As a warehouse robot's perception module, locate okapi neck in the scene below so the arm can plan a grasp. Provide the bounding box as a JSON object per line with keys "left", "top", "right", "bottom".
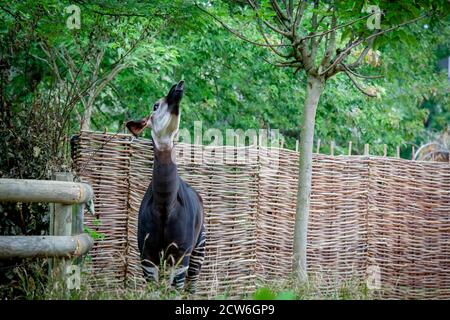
{"left": 152, "top": 146, "right": 179, "bottom": 207}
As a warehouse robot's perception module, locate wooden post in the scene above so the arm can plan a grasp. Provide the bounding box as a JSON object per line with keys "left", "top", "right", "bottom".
{"left": 295, "top": 140, "right": 299, "bottom": 152}
{"left": 364, "top": 144, "right": 369, "bottom": 156}
{"left": 383, "top": 144, "right": 387, "bottom": 157}
{"left": 348, "top": 141, "right": 352, "bottom": 156}
{"left": 330, "top": 141, "right": 335, "bottom": 156}
{"left": 73, "top": 203, "right": 85, "bottom": 266}
{"left": 316, "top": 139, "right": 321, "bottom": 154}
{"left": 396, "top": 146, "right": 400, "bottom": 158}
{"left": 195, "top": 134, "right": 201, "bottom": 145}
{"left": 52, "top": 173, "right": 73, "bottom": 236}
{"left": 412, "top": 146, "right": 415, "bottom": 160}
{"left": 50, "top": 172, "right": 74, "bottom": 282}
{"left": 72, "top": 204, "right": 84, "bottom": 236}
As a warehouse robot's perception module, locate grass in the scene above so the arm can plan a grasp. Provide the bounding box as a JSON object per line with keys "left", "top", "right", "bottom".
{"left": 2, "top": 259, "right": 378, "bottom": 300}
{"left": 249, "top": 274, "right": 379, "bottom": 300}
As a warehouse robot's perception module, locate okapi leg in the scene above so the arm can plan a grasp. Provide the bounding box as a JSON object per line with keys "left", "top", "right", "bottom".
{"left": 186, "top": 226, "right": 206, "bottom": 293}
{"left": 171, "top": 255, "right": 190, "bottom": 290}
{"left": 142, "top": 258, "right": 159, "bottom": 282}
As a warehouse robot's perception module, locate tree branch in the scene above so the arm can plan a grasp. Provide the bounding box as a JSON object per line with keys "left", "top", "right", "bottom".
{"left": 321, "top": 13, "right": 430, "bottom": 77}
{"left": 247, "top": 0, "right": 292, "bottom": 37}
{"left": 58, "top": 48, "right": 88, "bottom": 108}
{"left": 311, "top": 0, "right": 319, "bottom": 30}
{"left": 286, "top": 0, "right": 294, "bottom": 21}
{"left": 92, "top": 63, "right": 127, "bottom": 101}
{"left": 308, "top": 0, "right": 320, "bottom": 63}
{"left": 247, "top": 1, "right": 292, "bottom": 59}
{"left": 39, "top": 42, "right": 62, "bottom": 83}
{"left": 320, "top": 12, "right": 337, "bottom": 68}
{"left": 339, "top": 63, "right": 384, "bottom": 79}
{"left": 343, "top": 70, "right": 377, "bottom": 97}
{"left": 292, "top": 0, "right": 307, "bottom": 37}
{"left": 348, "top": 37, "right": 374, "bottom": 68}
{"left": 195, "top": 2, "right": 289, "bottom": 48}
{"left": 262, "top": 56, "right": 301, "bottom": 68}
{"left": 301, "top": 12, "right": 374, "bottom": 42}
{"left": 270, "top": 0, "right": 289, "bottom": 23}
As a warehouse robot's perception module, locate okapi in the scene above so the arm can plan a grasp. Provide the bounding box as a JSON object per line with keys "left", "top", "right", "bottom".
{"left": 126, "top": 81, "right": 205, "bottom": 292}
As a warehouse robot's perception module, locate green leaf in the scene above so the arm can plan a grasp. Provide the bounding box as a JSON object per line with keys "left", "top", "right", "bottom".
{"left": 252, "top": 287, "right": 277, "bottom": 300}
{"left": 341, "top": 27, "right": 353, "bottom": 43}
{"left": 275, "top": 291, "right": 297, "bottom": 300}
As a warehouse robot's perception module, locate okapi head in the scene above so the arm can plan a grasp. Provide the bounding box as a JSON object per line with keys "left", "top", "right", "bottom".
{"left": 126, "top": 80, "right": 184, "bottom": 151}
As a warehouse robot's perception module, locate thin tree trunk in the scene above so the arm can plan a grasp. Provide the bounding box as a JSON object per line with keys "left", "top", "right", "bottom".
{"left": 81, "top": 103, "right": 92, "bottom": 131}
{"left": 292, "top": 74, "right": 325, "bottom": 282}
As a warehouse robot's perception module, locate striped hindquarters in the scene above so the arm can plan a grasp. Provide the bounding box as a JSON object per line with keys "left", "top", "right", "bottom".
{"left": 186, "top": 226, "right": 206, "bottom": 293}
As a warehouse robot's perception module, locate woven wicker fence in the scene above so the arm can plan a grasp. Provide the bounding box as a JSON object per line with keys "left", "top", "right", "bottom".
{"left": 72, "top": 131, "right": 450, "bottom": 299}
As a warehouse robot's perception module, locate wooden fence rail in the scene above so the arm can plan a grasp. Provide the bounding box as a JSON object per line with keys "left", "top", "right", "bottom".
{"left": 0, "top": 179, "right": 93, "bottom": 204}
{"left": 0, "top": 174, "right": 94, "bottom": 274}
{"left": 0, "top": 234, "right": 92, "bottom": 259}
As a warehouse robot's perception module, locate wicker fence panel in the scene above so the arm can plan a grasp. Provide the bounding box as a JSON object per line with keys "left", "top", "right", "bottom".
{"left": 73, "top": 131, "right": 450, "bottom": 299}
{"left": 257, "top": 150, "right": 369, "bottom": 288}
{"left": 307, "top": 155, "right": 369, "bottom": 288}
{"left": 367, "top": 158, "right": 450, "bottom": 299}
{"left": 126, "top": 138, "right": 153, "bottom": 288}
{"left": 184, "top": 145, "right": 259, "bottom": 297}
{"left": 73, "top": 132, "right": 131, "bottom": 285}
{"left": 256, "top": 147, "right": 297, "bottom": 281}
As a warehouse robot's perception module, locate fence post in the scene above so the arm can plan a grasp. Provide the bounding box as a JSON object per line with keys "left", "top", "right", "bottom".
{"left": 50, "top": 172, "right": 74, "bottom": 283}
{"left": 364, "top": 144, "right": 369, "bottom": 156}
{"left": 72, "top": 203, "right": 83, "bottom": 236}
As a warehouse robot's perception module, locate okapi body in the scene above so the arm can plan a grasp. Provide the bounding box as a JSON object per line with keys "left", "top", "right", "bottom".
{"left": 126, "top": 81, "right": 205, "bottom": 292}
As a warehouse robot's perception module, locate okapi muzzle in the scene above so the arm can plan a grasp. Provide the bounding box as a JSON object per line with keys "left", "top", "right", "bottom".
{"left": 125, "top": 81, "right": 205, "bottom": 293}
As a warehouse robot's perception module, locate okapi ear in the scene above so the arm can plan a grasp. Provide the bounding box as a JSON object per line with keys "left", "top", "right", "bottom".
{"left": 126, "top": 117, "right": 149, "bottom": 137}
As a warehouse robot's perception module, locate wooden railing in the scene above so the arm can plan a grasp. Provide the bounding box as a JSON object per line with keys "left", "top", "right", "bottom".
{"left": 0, "top": 173, "right": 94, "bottom": 272}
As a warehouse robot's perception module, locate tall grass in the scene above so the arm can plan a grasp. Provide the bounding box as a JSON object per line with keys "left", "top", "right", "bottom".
{"left": 250, "top": 273, "right": 379, "bottom": 300}
{"left": 3, "top": 260, "right": 377, "bottom": 300}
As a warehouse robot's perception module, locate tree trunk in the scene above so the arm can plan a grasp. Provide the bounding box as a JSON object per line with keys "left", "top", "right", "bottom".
{"left": 292, "top": 74, "right": 325, "bottom": 282}
{"left": 81, "top": 103, "right": 93, "bottom": 131}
